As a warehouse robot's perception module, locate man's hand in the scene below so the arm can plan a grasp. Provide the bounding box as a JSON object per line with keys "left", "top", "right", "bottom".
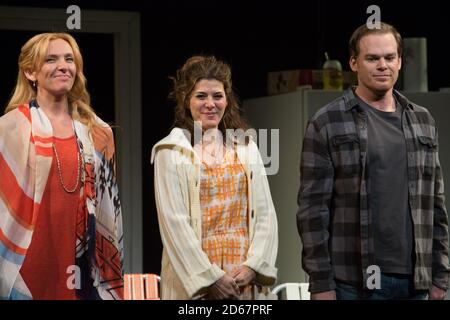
{"left": 311, "top": 290, "right": 337, "bottom": 300}
{"left": 231, "top": 266, "right": 256, "bottom": 288}
{"left": 429, "top": 285, "right": 447, "bottom": 300}
{"left": 207, "top": 274, "right": 240, "bottom": 300}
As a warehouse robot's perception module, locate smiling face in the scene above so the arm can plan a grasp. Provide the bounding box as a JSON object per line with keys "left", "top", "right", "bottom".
{"left": 350, "top": 33, "right": 402, "bottom": 97}
{"left": 25, "top": 38, "right": 76, "bottom": 98}
{"left": 189, "top": 78, "right": 227, "bottom": 130}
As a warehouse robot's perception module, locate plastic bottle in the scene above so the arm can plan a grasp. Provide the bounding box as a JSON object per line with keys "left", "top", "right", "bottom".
{"left": 322, "top": 52, "right": 343, "bottom": 90}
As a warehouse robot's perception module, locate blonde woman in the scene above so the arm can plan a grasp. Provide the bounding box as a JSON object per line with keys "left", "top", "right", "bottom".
{"left": 151, "top": 56, "right": 278, "bottom": 300}
{"left": 0, "top": 33, "right": 123, "bottom": 300}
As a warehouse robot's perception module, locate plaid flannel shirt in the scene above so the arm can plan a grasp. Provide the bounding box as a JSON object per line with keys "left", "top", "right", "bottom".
{"left": 297, "top": 87, "right": 450, "bottom": 293}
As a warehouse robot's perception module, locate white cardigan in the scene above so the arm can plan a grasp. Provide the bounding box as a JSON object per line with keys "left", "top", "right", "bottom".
{"left": 151, "top": 128, "right": 278, "bottom": 299}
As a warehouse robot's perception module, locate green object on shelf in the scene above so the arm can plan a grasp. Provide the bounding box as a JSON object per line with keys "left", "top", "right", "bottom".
{"left": 323, "top": 52, "right": 343, "bottom": 91}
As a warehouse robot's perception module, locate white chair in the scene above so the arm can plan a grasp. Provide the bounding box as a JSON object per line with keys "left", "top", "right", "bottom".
{"left": 271, "top": 282, "right": 310, "bottom": 300}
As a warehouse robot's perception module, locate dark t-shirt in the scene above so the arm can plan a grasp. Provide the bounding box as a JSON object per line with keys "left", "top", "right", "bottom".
{"left": 357, "top": 95, "right": 414, "bottom": 274}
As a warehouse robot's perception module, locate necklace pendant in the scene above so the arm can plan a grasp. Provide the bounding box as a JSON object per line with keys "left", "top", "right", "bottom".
{"left": 52, "top": 142, "right": 81, "bottom": 194}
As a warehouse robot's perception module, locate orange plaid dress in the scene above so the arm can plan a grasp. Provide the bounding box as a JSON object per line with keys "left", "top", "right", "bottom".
{"left": 200, "top": 148, "right": 253, "bottom": 299}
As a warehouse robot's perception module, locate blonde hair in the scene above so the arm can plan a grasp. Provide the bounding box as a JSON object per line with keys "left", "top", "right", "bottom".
{"left": 5, "top": 32, "right": 98, "bottom": 128}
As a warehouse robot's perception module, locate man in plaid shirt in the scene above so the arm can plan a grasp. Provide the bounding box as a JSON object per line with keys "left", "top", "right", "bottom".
{"left": 297, "top": 22, "right": 450, "bottom": 300}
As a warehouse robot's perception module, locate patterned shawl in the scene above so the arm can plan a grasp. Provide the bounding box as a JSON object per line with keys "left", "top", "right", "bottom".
{"left": 0, "top": 101, "right": 123, "bottom": 300}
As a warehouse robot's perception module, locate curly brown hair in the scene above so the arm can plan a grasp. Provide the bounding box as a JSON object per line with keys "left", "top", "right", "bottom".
{"left": 169, "top": 55, "right": 250, "bottom": 143}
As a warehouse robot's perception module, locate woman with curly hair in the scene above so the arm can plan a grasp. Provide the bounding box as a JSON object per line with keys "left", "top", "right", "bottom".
{"left": 151, "top": 55, "right": 278, "bottom": 299}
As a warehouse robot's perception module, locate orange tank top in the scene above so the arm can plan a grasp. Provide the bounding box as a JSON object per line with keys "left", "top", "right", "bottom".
{"left": 20, "top": 135, "right": 81, "bottom": 300}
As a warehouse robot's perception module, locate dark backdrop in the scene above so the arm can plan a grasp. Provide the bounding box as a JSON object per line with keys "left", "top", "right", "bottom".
{"left": 1, "top": 0, "right": 449, "bottom": 275}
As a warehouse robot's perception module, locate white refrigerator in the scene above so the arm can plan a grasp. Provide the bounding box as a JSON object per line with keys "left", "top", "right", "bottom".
{"left": 243, "top": 88, "right": 450, "bottom": 286}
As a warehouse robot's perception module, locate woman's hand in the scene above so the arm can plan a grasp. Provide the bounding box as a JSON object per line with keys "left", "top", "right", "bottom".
{"left": 231, "top": 266, "right": 256, "bottom": 288}
{"left": 208, "top": 274, "right": 240, "bottom": 300}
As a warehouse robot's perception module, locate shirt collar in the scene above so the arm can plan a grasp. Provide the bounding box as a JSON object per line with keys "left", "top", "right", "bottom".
{"left": 343, "top": 86, "right": 415, "bottom": 111}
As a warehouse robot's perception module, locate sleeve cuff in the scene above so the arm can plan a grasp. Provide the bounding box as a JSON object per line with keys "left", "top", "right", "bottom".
{"left": 432, "top": 272, "right": 450, "bottom": 291}
{"left": 308, "top": 272, "right": 336, "bottom": 293}
{"left": 243, "top": 255, "right": 277, "bottom": 286}
{"left": 184, "top": 264, "right": 225, "bottom": 298}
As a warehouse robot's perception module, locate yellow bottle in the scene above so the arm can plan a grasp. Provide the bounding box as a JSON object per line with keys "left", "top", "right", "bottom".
{"left": 323, "top": 53, "right": 343, "bottom": 90}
